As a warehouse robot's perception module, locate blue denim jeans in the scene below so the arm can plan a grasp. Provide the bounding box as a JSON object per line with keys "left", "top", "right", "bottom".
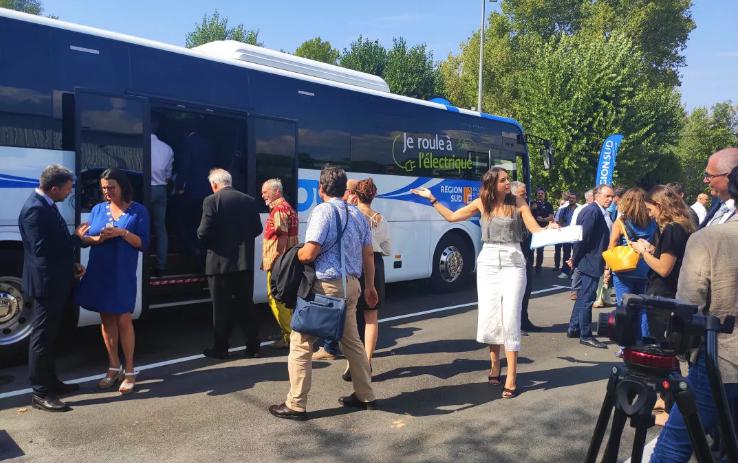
{"left": 650, "top": 352, "right": 738, "bottom": 462}
{"left": 150, "top": 185, "right": 168, "bottom": 271}
{"left": 568, "top": 271, "right": 599, "bottom": 338}
{"left": 612, "top": 274, "right": 649, "bottom": 340}
{"left": 320, "top": 338, "right": 340, "bottom": 355}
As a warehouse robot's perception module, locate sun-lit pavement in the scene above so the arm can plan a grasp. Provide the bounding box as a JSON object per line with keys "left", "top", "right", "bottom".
{"left": 0, "top": 254, "right": 660, "bottom": 462}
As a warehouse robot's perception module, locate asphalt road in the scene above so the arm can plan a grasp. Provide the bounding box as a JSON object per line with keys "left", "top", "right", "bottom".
{"left": 0, "top": 254, "right": 662, "bottom": 462}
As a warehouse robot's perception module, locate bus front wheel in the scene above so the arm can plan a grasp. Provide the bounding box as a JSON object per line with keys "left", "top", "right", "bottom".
{"left": 0, "top": 249, "right": 33, "bottom": 365}
{"left": 429, "top": 233, "right": 472, "bottom": 292}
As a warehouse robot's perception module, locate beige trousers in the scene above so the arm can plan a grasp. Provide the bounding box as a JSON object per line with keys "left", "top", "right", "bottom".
{"left": 286, "top": 276, "right": 375, "bottom": 412}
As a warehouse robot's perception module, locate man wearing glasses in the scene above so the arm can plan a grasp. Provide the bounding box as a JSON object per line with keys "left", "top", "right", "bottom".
{"left": 701, "top": 147, "right": 738, "bottom": 228}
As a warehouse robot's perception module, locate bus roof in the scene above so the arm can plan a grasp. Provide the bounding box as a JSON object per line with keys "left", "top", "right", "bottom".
{"left": 0, "top": 8, "right": 524, "bottom": 134}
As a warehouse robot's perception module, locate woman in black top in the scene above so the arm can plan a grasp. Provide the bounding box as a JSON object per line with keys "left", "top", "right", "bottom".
{"left": 630, "top": 185, "right": 695, "bottom": 298}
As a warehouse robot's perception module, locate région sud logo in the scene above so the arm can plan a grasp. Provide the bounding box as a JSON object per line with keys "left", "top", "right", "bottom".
{"left": 392, "top": 132, "right": 474, "bottom": 173}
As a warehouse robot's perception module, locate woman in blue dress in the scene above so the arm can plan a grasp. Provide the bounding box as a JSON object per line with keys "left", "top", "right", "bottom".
{"left": 76, "top": 168, "right": 149, "bottom": 394}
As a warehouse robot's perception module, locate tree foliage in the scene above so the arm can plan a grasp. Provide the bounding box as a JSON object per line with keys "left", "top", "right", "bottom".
{"left": 294, "top": 37, "right": 340, "bottom": 64}
{"left": 0, "top": 0, "right": 42, "bottom": 14}
{"left": 339, "top": 35, "right": 387, "bottom": 77}
{"left": 675, "top": 102, "right": 738, "bottom": 201}
{"left": 383, "top": 38, "right": 438, "bottom": 99}
{"left": 185, "top": 10, "right": 261, "bottom": 49}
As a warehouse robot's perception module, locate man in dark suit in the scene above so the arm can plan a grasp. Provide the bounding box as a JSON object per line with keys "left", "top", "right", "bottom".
{"left": 567, "top": 184, "right": 614, "bottom": 349}
{"left": 19, "top": 165, "right": 86, "bottom": 412}
{"left": 197, "top": 168, "right": 263, "bottom": 359}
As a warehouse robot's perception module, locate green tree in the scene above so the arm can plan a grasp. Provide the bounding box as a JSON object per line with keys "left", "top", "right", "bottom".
{"left": 383, "top": 38, "right": 439, "bottom": 99}
{"left": 339, "top": 35, "right": 387, "bottom": 77}
{"left": 675, "top": 102, "right": 738, "bottom": 200}
{"left": 294, "top": 37, "right": 340, "bottom": 64}
{"left": 0, "top": 0, "right": 41, "bottom": 14}
{"left": 185, "top": 10, "right": 261, "bottom": 49}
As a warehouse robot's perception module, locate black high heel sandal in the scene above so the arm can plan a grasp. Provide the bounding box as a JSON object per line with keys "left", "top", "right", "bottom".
{"left": 488, "top": 365, "right": 502, "bottom": 386}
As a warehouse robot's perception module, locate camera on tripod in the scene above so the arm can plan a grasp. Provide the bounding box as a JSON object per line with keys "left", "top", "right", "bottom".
{"left": 586, "top": 294, "right": 737, "bottom": 463}
{"left": 596, "top": 294, "right": 735, "bottom": 373}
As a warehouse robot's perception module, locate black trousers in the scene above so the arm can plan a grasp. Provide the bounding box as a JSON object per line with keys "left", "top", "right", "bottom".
{"left": 521, "top": 247, "right": 534, "bottom": 325}
{"left": 29, "top": 296, "right": 66, "bottom": 396}
{"left": 207, "top": 271, "right": 259, "bottom": 352}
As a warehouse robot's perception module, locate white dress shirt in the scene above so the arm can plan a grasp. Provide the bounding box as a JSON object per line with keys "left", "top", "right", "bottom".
{"left": 151, "top": 134, "right": 174, "bottom": 186}
{"left": 690, "top": 201, "right": 707, "bottom": 224}
{"left": 597, "top": 203, "right": 614, "bottom": 231}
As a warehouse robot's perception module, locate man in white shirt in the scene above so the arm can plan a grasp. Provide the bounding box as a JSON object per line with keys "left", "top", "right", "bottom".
{"left": 690, "top": 193, "right": 709, "bottom": 225}
{"left": 150, "top": 119, "right": 174, "bottom": 276}
{"left": 702, "top": 147, "right": 738, "bottom": 228}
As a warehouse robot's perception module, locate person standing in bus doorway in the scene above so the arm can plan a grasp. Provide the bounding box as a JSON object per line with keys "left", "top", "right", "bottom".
{"left": 269, "top": 166, "right": 378, "bottom": 420}
{"left": 149, "top": 117, "right": 174, "bottom": 277}
{"left": 412, "top": 168, "right": 558, "bottom": 399}
{"left": 197, "top": 169, "right": 263, "bottom": 359}
{"left": 175, "top": 127, "right": 215, "bottom": 269}
{"left": 312, "top": 178, "right": 360, "bottom": 361}
{"left": 510, "top": 181, "right": 542, "bottom": 334}
{"left": 530, "top": 187, "right": 554, "bottom": 275}
{"left": 19, "top": 165, "right": 87, "bottom": 412}
{"left": 261, "top": 178, "right": 299, "bottom": 350}
{"left": 76, "top": 169, "right": 150, "bottom": 395}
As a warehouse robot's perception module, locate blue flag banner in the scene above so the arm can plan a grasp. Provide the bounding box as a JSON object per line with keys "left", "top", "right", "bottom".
{"left": 595, "top": 134, "right": 623, "bottom": 187}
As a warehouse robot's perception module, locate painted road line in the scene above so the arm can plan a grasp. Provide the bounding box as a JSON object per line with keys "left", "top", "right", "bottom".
{"left": 0, "top": 285, "right": 569, "bottom": 400}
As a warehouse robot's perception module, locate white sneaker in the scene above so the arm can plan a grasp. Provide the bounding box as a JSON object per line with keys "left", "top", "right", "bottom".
{"left": 557, "top": 272, "right": 569, "bottom": 279}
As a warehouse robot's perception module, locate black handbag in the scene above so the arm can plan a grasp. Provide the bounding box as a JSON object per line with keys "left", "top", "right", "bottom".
{"left": 290, "top": 203, "right": 348, "bottom": 341}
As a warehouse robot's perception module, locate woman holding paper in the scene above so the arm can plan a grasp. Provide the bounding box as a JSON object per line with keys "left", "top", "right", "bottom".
{"left": 412, "top": 167, "right": 556, "bottom": 398}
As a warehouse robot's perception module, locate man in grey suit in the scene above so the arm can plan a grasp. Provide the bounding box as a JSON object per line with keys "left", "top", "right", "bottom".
{"left": 650, "top": 166, "right": 737, "bottom": 462}
{"left": 197, "top": 169, "right": 262, "bottom": 359}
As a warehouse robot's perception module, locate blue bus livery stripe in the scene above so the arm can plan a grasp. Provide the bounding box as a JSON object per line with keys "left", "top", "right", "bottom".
{"left": 0, "top": 173, "right": 37, "bottom": 188}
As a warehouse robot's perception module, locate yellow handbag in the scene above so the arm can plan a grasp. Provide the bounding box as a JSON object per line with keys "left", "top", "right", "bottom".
{"left": 602, "top": 221, "right": 640, "bottom": 272}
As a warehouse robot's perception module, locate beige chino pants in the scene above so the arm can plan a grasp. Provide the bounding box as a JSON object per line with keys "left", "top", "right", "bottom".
{"left": 286, "top": 276, "right": 375, "bottom": 412}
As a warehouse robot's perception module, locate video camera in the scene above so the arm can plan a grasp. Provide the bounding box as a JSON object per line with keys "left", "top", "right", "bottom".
{"left": 596, "top": 294, "right": 735, "bottom": 372}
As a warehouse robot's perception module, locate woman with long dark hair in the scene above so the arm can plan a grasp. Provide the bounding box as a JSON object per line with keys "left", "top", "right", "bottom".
{"left": 76, "top": 168, "right": 150, "bottom": 394}
{"left": 412, "top": 167, "right": 555, "bottom": 398}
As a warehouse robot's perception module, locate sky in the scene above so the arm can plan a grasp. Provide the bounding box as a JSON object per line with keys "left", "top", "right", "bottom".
{"left": 40, "top": 0, "right": 738, "bottom": 111}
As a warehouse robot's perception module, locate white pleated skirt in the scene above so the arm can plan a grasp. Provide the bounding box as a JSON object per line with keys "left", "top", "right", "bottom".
{"left": 476, "top": 242, "right": 527, "bottom": 351}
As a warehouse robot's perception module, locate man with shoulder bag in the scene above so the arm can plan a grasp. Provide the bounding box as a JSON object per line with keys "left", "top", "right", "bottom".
{"left": 269, "top": 166, "right": 378, "bottom": 420}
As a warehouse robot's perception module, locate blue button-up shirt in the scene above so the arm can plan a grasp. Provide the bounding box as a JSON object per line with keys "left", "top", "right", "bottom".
{"left": 305, "top": 198, "right": 371, "bottom": 280}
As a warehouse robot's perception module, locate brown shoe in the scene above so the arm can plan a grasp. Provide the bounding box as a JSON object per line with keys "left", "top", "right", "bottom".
{"left": 312, "top": 347, "right": 336, "bottom": 361}
{"left": 269, "top": 403, "right": 307, "bottom": 420}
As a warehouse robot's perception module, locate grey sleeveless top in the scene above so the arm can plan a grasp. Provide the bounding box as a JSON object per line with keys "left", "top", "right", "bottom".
{"left": 481, "top": 210, "right": 526, "bottom": 244}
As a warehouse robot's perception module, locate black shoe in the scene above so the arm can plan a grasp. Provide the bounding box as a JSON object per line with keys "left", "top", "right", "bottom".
{"left": 203, "top": 348, "right": 229, "bottom": 359}
{"left": 521, "top": 322, "right": 542, "bottom": 332}
{"left": 339, "top": 393, "right": 376, "bottom": 410}
{"left": 580, "top": 337, "right": 607, "bottom": 349}
{"left": 535, "top": 267, "right": 542, "bottom": 276}
{"left": 152, "top": 268, "right": 163, "bottom": 278}
{"left": 269, "top": 403, "right": 307, "bottom": 421}
{"left": 342, "top": 367, "right": 352, "bottom": 382}
{"left": 566, "top": 329, "right": 580, "bottom": 339}
{"left": 31, "top": 394, "right": 71, "bottom": 412}
{"left": 552, "top": 267, "right": 560, "bottom": 272}
{"left": 52, "top": 381, "right": 80, "bottom": 395}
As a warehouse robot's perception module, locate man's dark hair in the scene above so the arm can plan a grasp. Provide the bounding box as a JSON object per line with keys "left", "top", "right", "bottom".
{"left": 39, "top": 164, "right": 74, "bottom": 191}
{"left": 100, "top": 168, "right": 134, "bottom": 202}
{"left": 729, "top": 166, "right": 737, "bottom": 203}
{"left": 613, "top": 186, "right": 625, "bottom": 197}
{"left": 319, "top": 164, "right": 347, "bottom": 198}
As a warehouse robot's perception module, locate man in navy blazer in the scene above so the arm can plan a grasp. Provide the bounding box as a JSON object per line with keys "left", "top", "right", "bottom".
{"left": 18, "top": 165, "right": 86, "bottom": 412}
{"left": 567, "top": 184, "right": 614, "bottom": 348}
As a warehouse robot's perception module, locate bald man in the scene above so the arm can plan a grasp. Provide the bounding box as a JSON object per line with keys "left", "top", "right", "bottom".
{"left": 702, "top": 147, "right": 738, "bottom": 228}
{"left": 690, "top": 193, "right": 709, "bottom": 224}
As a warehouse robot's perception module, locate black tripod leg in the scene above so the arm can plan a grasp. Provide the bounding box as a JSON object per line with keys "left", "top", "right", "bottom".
{"left": 705, "top": 330, "right": 738, "bottom": 463}
{"left": 630, "top": 390, "right": 657, "bottom": 463}
{"left": 585, "top": 368, "right": 620, "bottom": 463}
{"left": 602, "top": 408, "right": 628, "bottom": 463}
{"left": 671, "top": 376, "right": 714, "bottom": 463}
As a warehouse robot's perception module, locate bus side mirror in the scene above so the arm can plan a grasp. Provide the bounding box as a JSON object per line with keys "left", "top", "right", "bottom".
{"left": 541, "top": 142, "right": 554, "bottom": 170}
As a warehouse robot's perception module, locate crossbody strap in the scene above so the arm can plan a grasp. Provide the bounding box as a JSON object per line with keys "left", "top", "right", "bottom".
{"left": 328, "top": 202, "right": 348, "bottom": 297}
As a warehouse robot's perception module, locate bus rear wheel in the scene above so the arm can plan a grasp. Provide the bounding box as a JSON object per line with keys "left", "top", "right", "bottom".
{"left": 430, "top": 233, "right": 473, "bottom": 292}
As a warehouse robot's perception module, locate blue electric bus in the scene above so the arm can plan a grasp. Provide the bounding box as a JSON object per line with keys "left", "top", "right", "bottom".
{"left": 0, "top": 8, "right": 550, "bottom": 361}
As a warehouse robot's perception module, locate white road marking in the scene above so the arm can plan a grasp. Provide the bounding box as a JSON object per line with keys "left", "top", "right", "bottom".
{"left": 0, "top": 284, "right": 570, "bottom": 401}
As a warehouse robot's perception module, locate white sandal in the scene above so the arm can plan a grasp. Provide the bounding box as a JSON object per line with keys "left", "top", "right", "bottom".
{"left": 98, "top": 367, "right": 123, "bottom": 389}
{"left": 119, "top": 371, "right": 136, "bottom": 394}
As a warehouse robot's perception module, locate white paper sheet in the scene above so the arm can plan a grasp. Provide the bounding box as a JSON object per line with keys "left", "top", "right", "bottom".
{"left": 530, "top": 225, "right": 583, "bottom": 249}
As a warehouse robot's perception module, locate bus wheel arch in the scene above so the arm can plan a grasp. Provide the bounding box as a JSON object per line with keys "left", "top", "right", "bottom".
{"left": 429, "top": 230, "right": 474, "bottom": 292}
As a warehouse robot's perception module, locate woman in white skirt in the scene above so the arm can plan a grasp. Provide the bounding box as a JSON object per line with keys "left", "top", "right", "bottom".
{"left": 412, "top": 167, "right": 555, "bottom": 398}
